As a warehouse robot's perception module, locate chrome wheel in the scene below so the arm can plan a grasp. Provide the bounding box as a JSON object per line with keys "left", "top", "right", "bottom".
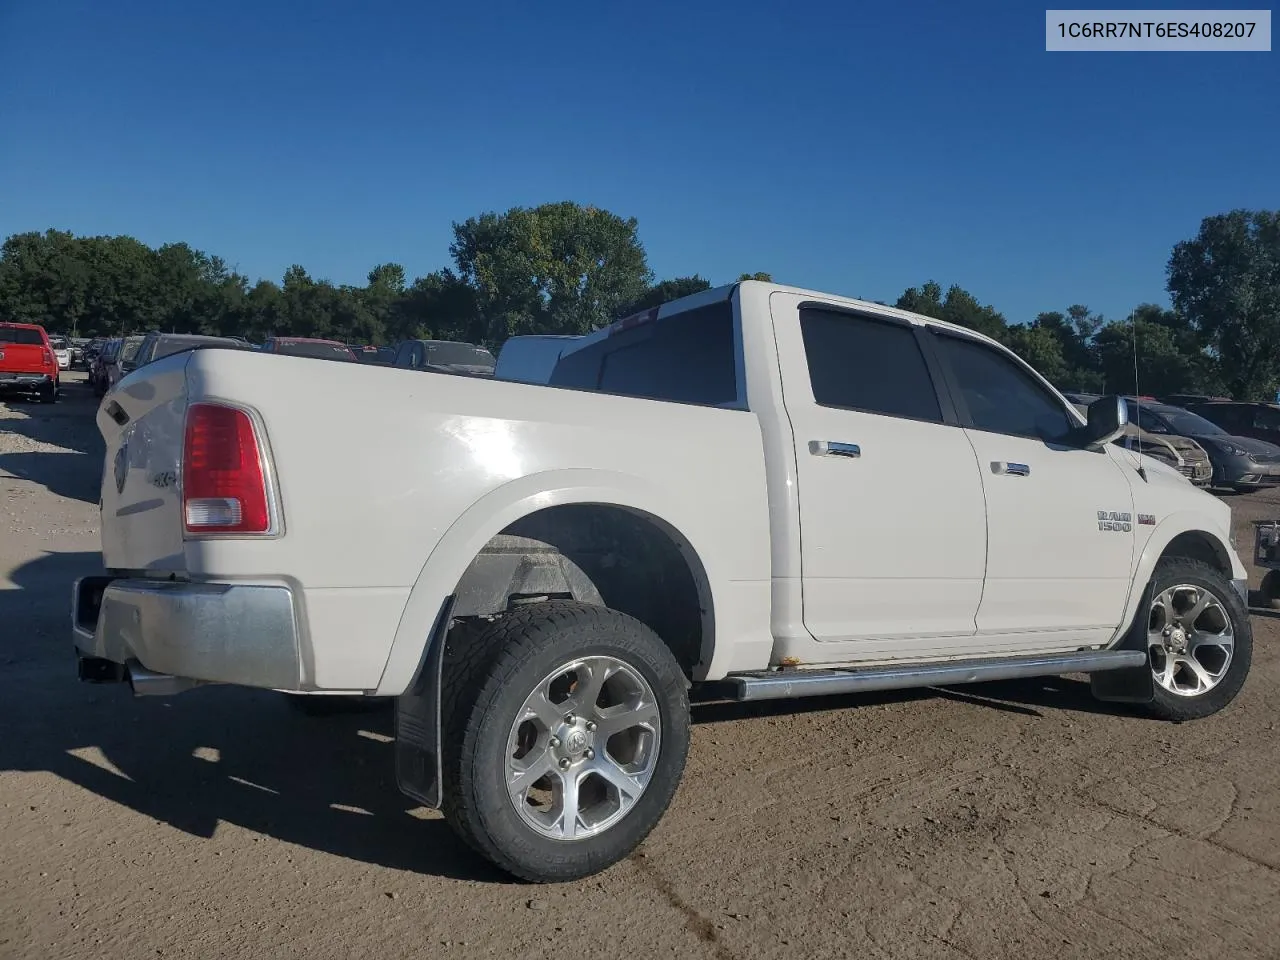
{"left": 1148, "top": 583, "right": 1235, "bottom": 697}
{"left": 506, "top": 655, "right": 661, "bottom": 841}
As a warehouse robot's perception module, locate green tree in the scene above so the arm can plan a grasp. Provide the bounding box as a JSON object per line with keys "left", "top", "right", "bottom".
{"left": 450, "top": 202, "right": 652, "bottom": 340}
{"left": 738, "top": 272, "right": 772, "bottom": 282}
{"left": 623, "top": 275, "right": 713, "bottom": 314}
{"left": 1094, "top": 311, "right": 1216, "bottom": 398}
{"left": 896, "top": 281, "right": 1007, "bottom": 340}
{"left": 1168, "top": 209, "right": 1280, "bottom": 399}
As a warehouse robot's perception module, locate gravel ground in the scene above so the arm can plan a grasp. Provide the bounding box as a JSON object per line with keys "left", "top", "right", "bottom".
{"left": 3, "top": 373, "right": 1280, "bottom": 960}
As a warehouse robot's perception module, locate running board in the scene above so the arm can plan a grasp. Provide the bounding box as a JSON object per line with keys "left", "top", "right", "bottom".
{"left": 726, "top": 650, "right": 1147, "bottom": 702}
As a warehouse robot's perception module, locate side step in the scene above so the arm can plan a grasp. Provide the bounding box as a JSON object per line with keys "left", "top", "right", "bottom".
{"left": 726, "top": 649, "right": 1147, "bottom": 702}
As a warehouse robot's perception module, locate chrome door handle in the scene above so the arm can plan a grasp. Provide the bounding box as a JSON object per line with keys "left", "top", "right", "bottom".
{"left": 991, "top": 461, "right": 1030, "bottom": 477}
{"left": 809, "top": 440, "right": 861, "bottom": 458}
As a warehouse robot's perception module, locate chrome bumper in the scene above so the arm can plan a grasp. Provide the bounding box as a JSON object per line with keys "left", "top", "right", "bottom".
{"left": 73, "top": 577, "right": 302, "bottom": 691}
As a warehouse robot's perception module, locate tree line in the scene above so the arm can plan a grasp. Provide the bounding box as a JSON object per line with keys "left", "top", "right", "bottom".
{"left": 1, "top": 204, "right": 1276, "bottom": 400}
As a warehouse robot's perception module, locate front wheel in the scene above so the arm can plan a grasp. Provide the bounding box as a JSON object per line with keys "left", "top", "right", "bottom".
{"left": 440, "top": 601, "right": 690, "bottom": 883}
{"left": 1143, "top": 558, "right": 1252, "bottom": 721}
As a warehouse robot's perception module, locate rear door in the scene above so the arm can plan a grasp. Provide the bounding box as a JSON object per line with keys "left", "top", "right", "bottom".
{"left": 769, "top": 295, "right": 988, "bottom": 648}
{"left": 927, "top": 327, "right": 1135, "bottom": 642}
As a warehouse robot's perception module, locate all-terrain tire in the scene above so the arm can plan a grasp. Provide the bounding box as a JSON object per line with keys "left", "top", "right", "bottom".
{"left": 439, "top": 600, "right": 690, "bottom": 883}
{"left": 1142, "top": 558, "right": 1252, "bottom": 722}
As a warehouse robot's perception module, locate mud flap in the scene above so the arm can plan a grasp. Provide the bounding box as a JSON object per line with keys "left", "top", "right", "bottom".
{"left": 394, "top": 596, "right": 455, "bottom": 809}
{"left": 1090, "top": 581, "right": 1155, "bottom": 703}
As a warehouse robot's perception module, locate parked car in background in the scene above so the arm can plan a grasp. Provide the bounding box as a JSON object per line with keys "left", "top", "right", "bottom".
{"left": 0, "top": 321, "right": 59, "bottom": 402}
{"left": 392, "top": 339, "right": 496, "bottom": 375}
{"left": 69, "top": 337, "right": 90, "bottom": 368}
{"left": 261, "top": 337, "right": 359, "bottom": 362}
{"left": 1064, "top": 392, "right": 1213, "bottom": 486}
{"left": 104, "top": 336, "right": 145, "bottom": 394}
{"left": 130, "top": 332, "right": 248, "bottom": 370}
{"left": 1161, "top": 393, "right": 1228, "bottom": 407}
{"left": 90, "top": 339, "right": 120, "bottom": 395}
{"left": 48, "top": 335, "right": 71, "bottom": 370}
{"left": 348, "top": 344, "right": 385, "bottom": 363}
{"left": 494, "top": 334, "right": 583, "bottom": 384}
{"left": 1183, "top": 401, "right": 1280, "bottom": 449}
{"left": 1126, "top": 398, "right": 1280, "bottom": 491}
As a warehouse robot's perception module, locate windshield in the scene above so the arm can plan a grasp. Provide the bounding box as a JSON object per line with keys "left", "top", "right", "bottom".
{"left": 274, "top": 341, "right": 355, "bottom": 361}
{"left": 427, "top": 342, "right": 496, "bottom": 367}
{"left": 0, "top": 327, "right": 43, "bottom": 345}
{"left": 1141, "top": 404, "right": 1227, "bottom": 436}
{"left": 119, "top": 339, "right": 144, "bottom": 362}
{"left": 49, "top": 337, "right": 67, "bottom": 349}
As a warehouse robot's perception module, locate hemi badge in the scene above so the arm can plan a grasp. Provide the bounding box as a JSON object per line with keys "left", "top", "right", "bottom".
{"left": 1138, "top": 513, "right": 1156, "bottom": 526}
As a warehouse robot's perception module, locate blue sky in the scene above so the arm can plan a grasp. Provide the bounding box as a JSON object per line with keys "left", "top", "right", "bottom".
{"left": 1, "top": 0, "right": 1275, "bottom": 324}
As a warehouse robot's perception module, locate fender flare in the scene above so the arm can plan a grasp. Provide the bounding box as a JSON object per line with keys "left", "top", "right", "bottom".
{"left": 1112, "top": 511, "right": 1240, "bottom": 643}
{"left": 373, "top": 468, "right": 719, "bottom": 696}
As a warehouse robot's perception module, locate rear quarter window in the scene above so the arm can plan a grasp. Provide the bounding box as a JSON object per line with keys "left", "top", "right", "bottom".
{"left": 548, "top": 302, "right": 739, "bottom": 407}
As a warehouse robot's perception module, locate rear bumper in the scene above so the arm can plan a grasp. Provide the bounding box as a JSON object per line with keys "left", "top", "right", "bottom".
{"left": 0, "top": 372, "right": 54, "bottom": 389}
{"left": 72, "top": 576, "right": 302, "bottom": 690}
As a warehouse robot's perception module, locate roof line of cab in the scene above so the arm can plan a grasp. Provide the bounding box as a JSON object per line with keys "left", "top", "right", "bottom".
{"left": 571, "top": 279, "right": 1005, "bottom": 356}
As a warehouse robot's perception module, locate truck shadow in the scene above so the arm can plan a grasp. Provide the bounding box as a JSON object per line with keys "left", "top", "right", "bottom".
{"left": 0, "top": 384, "right": 104, "bottom": 502}
{"left": 0, "top": 450, "right": 101, "bottom": 503}
{"left": 0, "top": 548, "right": 1143, "bottom": 887}
{"left": 0, "top": 550, "right": 505, "bottom": 884}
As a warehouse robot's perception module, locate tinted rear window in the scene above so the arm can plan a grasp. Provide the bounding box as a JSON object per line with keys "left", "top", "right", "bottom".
{"left": 0, "top": 327, "right": 43, "bottom": 345}
{"left": 799, "top": 308, "right": 941, "bottom": 422}
{"left": 274, "top": 341, "right": 355, "bottom": 361}
{"left": 549, "top": 302, "right": 738, "bottom": 407}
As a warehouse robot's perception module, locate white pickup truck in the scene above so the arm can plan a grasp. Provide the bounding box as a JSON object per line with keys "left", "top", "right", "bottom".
{"left": 74, "top": 281, "right": 1253, "bottom": 882}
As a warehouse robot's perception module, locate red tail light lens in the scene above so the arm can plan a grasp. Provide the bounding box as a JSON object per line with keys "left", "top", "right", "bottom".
{"left": 182, "top": 402, "right": 271, "bottom": 535}
{"left": 41, "top": 347, "right": 54, "bottom": 368}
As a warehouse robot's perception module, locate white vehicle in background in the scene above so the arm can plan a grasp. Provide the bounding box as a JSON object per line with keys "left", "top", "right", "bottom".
{"left": 74, "top": 281, "right": 1252, "bottom": 883}
{"left": 49, "top": 336, "right": 71, "bottom": 370}
{"left": 493, "top": 334, "right": 582, "bottom": 384}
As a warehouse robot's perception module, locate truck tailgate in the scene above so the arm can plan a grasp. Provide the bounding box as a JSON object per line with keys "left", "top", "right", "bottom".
{"left": 0, "top": 342, "right": 48, "bottom": 374}
{"left": 97, "top": 353, "right": 190, "bottom": 572}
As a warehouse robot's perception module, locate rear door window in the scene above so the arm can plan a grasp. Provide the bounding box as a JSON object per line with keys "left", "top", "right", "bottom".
{"left": 798, "top": 308, "right": 941, "bottom": 422}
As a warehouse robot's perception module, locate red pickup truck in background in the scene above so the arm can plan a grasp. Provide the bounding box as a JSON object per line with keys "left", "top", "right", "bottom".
{"left": 0, "top": 322, "right": 60, "bottom": 403}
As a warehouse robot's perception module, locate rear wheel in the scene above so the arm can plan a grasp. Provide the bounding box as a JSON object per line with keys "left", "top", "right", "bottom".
{"left": 1143, "top": 558, "right": 1252, "bottom": 721}
{"left": 37, "top": 382, "right": 57, "bottom": 404}
{"left": 440, "top": 601, "right": 690, "bottom": 882}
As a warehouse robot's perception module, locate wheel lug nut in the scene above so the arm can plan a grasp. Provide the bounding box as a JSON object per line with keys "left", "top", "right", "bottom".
{"left": 584, "top": 748, "right": 594, "bottom": 760}
{"left": 564, "top": 714, "right": 576, "bottom": 724}
{"left": 548, "top": 736, "right": 560, "bottom": 748}
{"left": 586, "top": 721, "right": 597, "bottom": 732}
{"left": 559, "top": 758, "right": 571, "bottom": 770}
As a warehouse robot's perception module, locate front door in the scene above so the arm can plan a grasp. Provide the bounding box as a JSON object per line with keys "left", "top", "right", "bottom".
{"left": 771, "top": 296, "right": 988, "bottom": 654}
{"left": 927, "top": 328, "right": 1136, "bottom": 642}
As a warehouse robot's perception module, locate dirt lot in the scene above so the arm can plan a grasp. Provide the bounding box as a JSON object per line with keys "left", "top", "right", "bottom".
{"left": 3, "top": 374, "right": 1280, "bottom": 960}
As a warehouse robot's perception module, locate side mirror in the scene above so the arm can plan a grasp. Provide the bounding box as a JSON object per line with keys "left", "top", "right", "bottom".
{"left": 1079, "top": 395, "right": 1128, "bottom": 448}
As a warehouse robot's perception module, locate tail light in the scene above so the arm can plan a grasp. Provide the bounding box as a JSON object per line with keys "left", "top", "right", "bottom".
{"left": 182, "top": 402, "right": 272, "bottom": 535}
{"left": 41, "top": 347, "right": 54, "bottom": 368}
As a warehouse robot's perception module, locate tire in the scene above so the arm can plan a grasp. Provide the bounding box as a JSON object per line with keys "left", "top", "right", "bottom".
{"left": 1142, "top": 558, "right": 1252, "bottom": 722}
{"left": 37, "top": 382, "right": 57, "bottom": 404}
{"left": 440, "top": 600, "right": 690, "bottom": 883}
